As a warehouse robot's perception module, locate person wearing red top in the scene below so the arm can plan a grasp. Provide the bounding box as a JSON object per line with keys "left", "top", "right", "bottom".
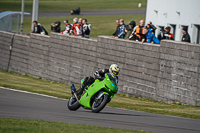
{"left": 70, "top": 18, "right": 83, "bottom": 36}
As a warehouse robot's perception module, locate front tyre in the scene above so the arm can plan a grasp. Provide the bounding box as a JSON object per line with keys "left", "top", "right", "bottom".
{"left": 92, "top": 94, "right": 109, "bottom": 113}
{"left": 67, "top": 96, "right": 80, "bottom": 111}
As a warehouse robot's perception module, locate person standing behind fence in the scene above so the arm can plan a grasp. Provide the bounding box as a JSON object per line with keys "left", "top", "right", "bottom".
{"left": 181, "top": 27, "right": 191, "bottom": 43}
{"left": 78, "top": 18, "right": 83, "bottom": 36}
{"left": 51, "top": 21, "right": 61, "bottom": 33}
{"left": 116, "top": 19, "right": 125, "bottom": 39}
{"left": 135, "top": 20, "right": 145, "bottom": 41}
{"left": 61, "top": 20, "right": 71, "bottom": 35}
{"left": 128, "top": 20, "right": 145, "bottom": 41}
{"left": 129, "top": 20, "right": 136, "bottom": 31}
{"left": 70, "top": 18, "right": 83, "bottom": 36}
{"left": 111, "top": 19, "right": 120, "bottom": 38}
{"left": 157, "top": 26, "right": 174, "bottom": 41}
{"left": 124, "top": 26, "right": 132, "bottom": 39}
{"left": 127, "top": 20, "right": 136, "bottom": 40}
{"left": 142, "top": 27, "right": 160, "bottom": 44}
{"left": 146, "top": 21, "right": 157, "bottom": 34}
{"left": 82, "top": 19, "right": 91, "bottom": 38}
{"left": 31, "top": 21, "right": 42, "bottom": 34}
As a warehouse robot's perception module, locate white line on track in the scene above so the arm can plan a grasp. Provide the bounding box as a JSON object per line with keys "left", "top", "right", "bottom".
{"left": 0, "top": 87, "right": 67, "bottom": 101}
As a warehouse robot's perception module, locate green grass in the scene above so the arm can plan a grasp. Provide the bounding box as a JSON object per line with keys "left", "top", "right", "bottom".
{"left": 0, "top": 117, "right": 149, "bottom": 133}
{"left": 0, "top": 0, "right": 147, "bottom": 11}
{"left": 1, "top": 70, "right": 200, "bottom": 119}
{"left": 22, "top": 14, "right": 145, "bottom": 38}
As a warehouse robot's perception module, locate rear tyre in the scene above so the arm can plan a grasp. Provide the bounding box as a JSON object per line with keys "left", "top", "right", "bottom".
{"left": 92, "top": 94, "right": 109, "bottom": 113}
{"left": 67, "top": 96, "right": 80, "bottom": 111}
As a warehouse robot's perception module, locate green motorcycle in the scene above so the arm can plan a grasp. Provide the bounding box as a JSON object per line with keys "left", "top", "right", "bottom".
{"left": 67, "top": 73, "right": 118, "bottom": 113}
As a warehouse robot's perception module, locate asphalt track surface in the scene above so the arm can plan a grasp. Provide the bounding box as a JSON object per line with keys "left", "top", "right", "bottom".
{"left": 1, "top": 87, "right": 200, "bottom": 133}
{"left": 26, "top": 9, "right": 146, "bottom": 17}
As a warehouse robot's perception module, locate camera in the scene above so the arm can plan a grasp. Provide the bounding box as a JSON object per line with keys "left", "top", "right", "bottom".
{"left": 149, "top": 23, "right": 157, "bottom": 30}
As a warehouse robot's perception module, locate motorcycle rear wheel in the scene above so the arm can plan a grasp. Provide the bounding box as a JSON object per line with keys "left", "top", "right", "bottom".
{"left": 92, "top": 94, "right": 109, "bottom": 113}
{"left": 67, "top": 95, "right": 81, "bottom": 111}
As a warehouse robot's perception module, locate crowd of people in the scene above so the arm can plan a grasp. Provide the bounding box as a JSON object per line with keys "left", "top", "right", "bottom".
{"left": 31, "top": 17, "right": 91, "bottom": 38}
{"left": 111, "top": 19, "right": 191, "bottom": 44}
{"left": 31, "top": 18, "right": 191, "bottom": 43}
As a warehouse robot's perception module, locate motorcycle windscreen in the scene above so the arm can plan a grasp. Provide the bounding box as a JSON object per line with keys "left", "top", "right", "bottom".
{"left": 104, "top": 73, "right": 118, "bottom": 93}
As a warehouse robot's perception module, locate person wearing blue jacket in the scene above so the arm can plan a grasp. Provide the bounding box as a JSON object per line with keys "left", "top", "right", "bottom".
{"left": 116, "top": 19, "right": 125, "bottom": 39}
{"left": 142, "top": 28, "right": 160, "bottom": 44}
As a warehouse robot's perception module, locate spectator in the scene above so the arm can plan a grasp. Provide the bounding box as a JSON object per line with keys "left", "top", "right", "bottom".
{"left": 111, "top": 19, "right": 120, "bottom": 37}
{"left": 31, "top": 21, "right": 42, "bottom": 34}
{"left": 142, "top": 28, "right": 160, "bottom": 44}
{"left": 127, "top": 20, "right": 136, "bottom": 40}
{"left": 157, "top": 26, "right": 174, "bottom": 40}
{"left": 146, "top": 21, "right": 157, "bottom": 34}
{"left": 124, "top": 26, "right": 132, "bottom": 39}
{"left": 82, "top": 19, "right": 91, "bottom": 38}
{"left": 129, "top": 20, "right": 136, "bottom": 31}
{"left": 78, "top": 18, "right": 83, "bottom": 36}
{"left": 61, "top": 20, "right": 71, "bottom": 35}
{"left": 70, "top": 17, "right": 83, "bottom": 36}
{"left": 181, "top": 27, "right": 191, "bottom": 43}
{"left": 134, "top": 20, "right": 145, "bottom": 41}
{"left": 116, "top": 19, "right": 125, "bottom": 39}
{"left": 51, "top": 21, "right": 61, "bottom": 33}
{"left": 128, "top": 20, "right": 145, "bottom": 41}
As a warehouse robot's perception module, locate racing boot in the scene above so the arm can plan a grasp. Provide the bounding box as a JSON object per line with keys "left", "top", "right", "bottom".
{"left": 74, "top": 86, "right": 84, "bottom": 97}
{"left": 70, "top": 84, "right": 76, "bottom": 94}
{"left": 74, "top": 77, "right": 91, "bottom": 97}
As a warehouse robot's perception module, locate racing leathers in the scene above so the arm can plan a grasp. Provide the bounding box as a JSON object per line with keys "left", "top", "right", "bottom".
{"left": 61, "top": 23, "right": 71, "bottom": 35}
{"left": 118, "top": 24, "right": 125, "bottom": 39}
{"left": 83, "top": 23, "right": 91, "bottom": 38}
{"left": 70, "top": 22, "right": 83, "bottom": 36}
{"left": 129, "top": 26, "right": 145, "bottom": 41}
{"left": 75, "top": 69, "right": 118, "bottom": 96}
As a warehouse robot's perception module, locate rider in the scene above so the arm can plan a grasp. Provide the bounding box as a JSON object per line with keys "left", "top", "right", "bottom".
{"left": 71, "top": 64, "right": 120, "bottom": 96}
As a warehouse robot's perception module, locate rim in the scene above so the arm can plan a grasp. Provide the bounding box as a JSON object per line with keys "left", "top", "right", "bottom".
{"left": 93, "top": 95, "right": 104, "bottom": 109}
{"left": 69, "top": 96, "right": 77, "bottom": 106}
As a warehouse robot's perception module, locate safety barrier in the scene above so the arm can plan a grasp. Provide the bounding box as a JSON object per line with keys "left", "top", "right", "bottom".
{"left": 0, "top": 31, "right": 199, "bottom": 106}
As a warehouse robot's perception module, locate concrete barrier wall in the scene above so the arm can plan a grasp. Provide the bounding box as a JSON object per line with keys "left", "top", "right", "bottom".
{"left": 0, "top": 31, "right": 14, "bottom": 71}
{"left": 9, "top": 34, "right": 30, "bottom": 74}
{"left": 157, "top": 40, "right": 200, "bottom": 105}
{"left": 0, "top": 31, "right": 199, "bottom": 106}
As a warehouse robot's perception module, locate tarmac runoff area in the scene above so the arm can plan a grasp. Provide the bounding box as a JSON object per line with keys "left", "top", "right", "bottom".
{"left": 25, "top": 9, "right": 146, "bottom": 17}
{"left": 0, "top": 87, "right": 200, "bottom": 133}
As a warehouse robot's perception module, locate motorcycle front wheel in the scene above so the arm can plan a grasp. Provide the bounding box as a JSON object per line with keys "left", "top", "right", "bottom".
{"left": 92, "top": 94, "right": 109, "bottom": 113}
{"left": 67, "top": 95, "right": 80, "bottom": 111}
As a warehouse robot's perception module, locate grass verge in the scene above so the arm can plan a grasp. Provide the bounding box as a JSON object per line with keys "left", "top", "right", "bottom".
{"left": 0, "top": 0, "right": 147, "bottom": 11}
{"left": 0, "top": 117, "right": 149, "bottom": 133}
{"left": 22, "top": 14, "right": 145, "bottom": 38}
{"left": 0, "top": 70, "right": 200, "bottom": 119}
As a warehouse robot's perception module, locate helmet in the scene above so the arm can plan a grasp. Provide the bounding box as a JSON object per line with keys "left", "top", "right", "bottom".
{"left": 109, "top": 64, "right": 120, "bottom": 77}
